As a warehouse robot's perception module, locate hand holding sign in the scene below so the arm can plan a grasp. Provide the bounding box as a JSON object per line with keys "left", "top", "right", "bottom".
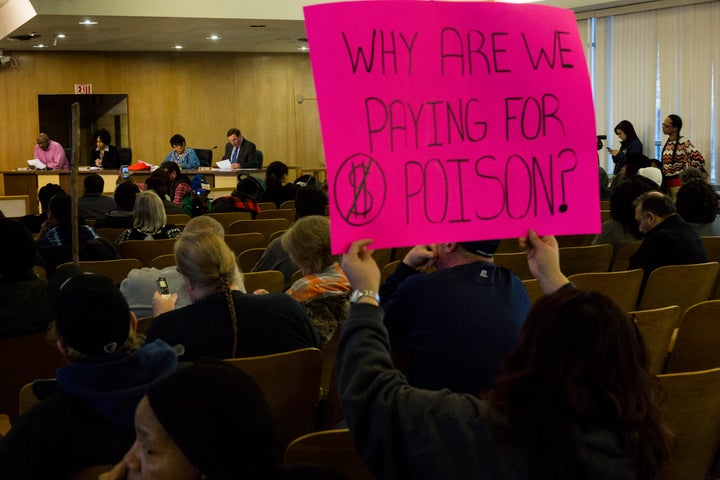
{"left": 305, "top": 1, "right": 599, "bottom": 253}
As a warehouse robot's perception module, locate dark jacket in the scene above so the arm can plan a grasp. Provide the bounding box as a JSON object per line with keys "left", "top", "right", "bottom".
{"left": 223, "top": 138, "right": 259, "bottom": 168}
{"left": 90, "top": 145, "right": 121, "bottom": 169}
{"left": 0, "top": 340, "right": 178, "bottom": 479}
{"left": 629, "top": 214, "right": 708, "bottom": 286}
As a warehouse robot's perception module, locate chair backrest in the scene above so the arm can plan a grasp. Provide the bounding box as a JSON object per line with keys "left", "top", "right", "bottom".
{"left": 0, "top": 331, "right": 65, "bottom": 421}
{"left": 657, "top": 367, "right": 720, "bottom": 480}
{"left": 702, "top": 236, "right": 720, "bottom": 263}
{"left": 117, "top": 238, "right": 178, "bottom": 267}
{"left": 254, "top": 149, "right": 264, "bottom": 168}
{"left": 0, "top": 414, "right": 10, "bottom": 438}
{"left": 290, "top": 269, "right": 303, "bottom": 285}
{"left": 381, "top": 260, "right": 401, "bottom": 285}
{"left": 610, "top": 240, "right": 642, "bottom": 271}
{"left": 256, "top": 208, "right": 295, "bottom": 222}
{"left": 118, "top": 147, "right": 132, "bottom": 165}
{"left": 665, "top": 300, "right": 720, "bottom": 373}
{"left": 568, "top": 269, "right": 644, "bottom": 311}
{"left": 18, "top": 381, "right": 39, "bottom": 416}
{"left": 227, "top": 219, "right": 290, "bottom": 243}
{"left": 149, "top": 253, "right": 176, "bottom": 269}
{"left": 238, "top": 247, "right": 266, "bottom": 273}
{"left": 205, "top": 211, "right": 253, "bottom": 232}
{"left": 257, "top": 202, "right": 278, "bottom": 211}
{"left": 96, "top": 227, "right": 129, "bottom": 244}
{"left": 224, "top": 348, "right": 322, "bottom": 460}
{"left": 224, "top": 232, "right": 265, "bottom": 255}
{"left": 558, "top": 244, "right": 614, "bottom": 277}
{"left": 496, "top": 238, "right": 523, "bottom": 253}
{"left": 165, "top": 213, "right": 191, "bottom": 225}
{"left": 279, "top": 200, "right": 295, "bottom": 210}
{"left": 600, "top": 200, "right": 611, "bottom": 210}
{"left": 57, "top": 258, "right": 142, "bottom": 286}
{"left": 135, "top": 316, "right": 155, "bottom": 335}
{"left": 0, "top": 195, "right": 30, "bottom": 217}
{"left": 267, "top": 229, "right": 286, "bottom": 244}
{"left": 555, "top": 233, "right": 595, "bottom": 248}
{"left": 284, "top": 428, "right": 374, "bottom": 480}
{"left": 638, "top": 262, "right": 720, "bottom": 316}
{"left": 195, "top": 148, "right": 213, "bottom": 167}
{"left": 494, "top": 252, "right": 533, "bottom": 280}
{"left": 243, "top": 270, "right": 285, "bottom": 293}
{"left": 630, "top": 306, "right": 680, "bottom": 375}
{"left": 522, "top": 278, "right": 545, "bottom": 307}
{"left": 372, "top": 248, "right": 393, "bottom": 271}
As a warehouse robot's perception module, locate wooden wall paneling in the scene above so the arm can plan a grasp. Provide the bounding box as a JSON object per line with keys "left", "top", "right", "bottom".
{"left": 0, "top": 51, "right": 315, "bottom": 175}
{"left": 293, "top": 55, "right": 325, "bottom": 171}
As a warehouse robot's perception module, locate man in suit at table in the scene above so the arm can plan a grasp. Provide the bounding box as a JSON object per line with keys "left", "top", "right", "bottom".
{"left": 223, "top": 127, "right": 259, "bottom": 169}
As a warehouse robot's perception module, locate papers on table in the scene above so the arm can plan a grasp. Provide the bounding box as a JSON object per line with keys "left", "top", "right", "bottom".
{"left": 215, "top": 159, "right": 232, "bottom": 170}
{"left": 27, "top": 159, "right": 47, "bottom": 170}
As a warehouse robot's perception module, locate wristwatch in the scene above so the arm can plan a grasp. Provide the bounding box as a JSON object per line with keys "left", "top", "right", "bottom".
{"left": 349, "top": 289, "right": 380, "bottom": 303}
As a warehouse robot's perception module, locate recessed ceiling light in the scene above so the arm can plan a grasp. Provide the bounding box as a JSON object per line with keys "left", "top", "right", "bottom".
{"left": 56, "top": 34, "right": 66, "bottom": 39}
{"left": 33, "top": 44, "right": 47, "bottom": 48}
{"left": 297, "top": 46, "right": 309, "bottom": 52}
{"left": 249, "top": 25, "right": 266, "bottom": 28}
{"left": 173, "top": 45, "right": 184, "bottom": 49}
{"left": 79, "top": 20, "right": 98, "bottom": 25}
{"left": 207, "top": 35, "right": 222, "bottom": 40}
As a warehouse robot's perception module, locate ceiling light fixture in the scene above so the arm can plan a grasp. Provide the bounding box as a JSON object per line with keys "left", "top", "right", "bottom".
{"left": 79, "top": 20, "right": 98, "bottom": 25}
{"left": 33, "top": 44, "right": 47, "bottom": 48}
{"left": 173, "top": 45, "right": 183, "bottom": 49}
{"left": 249, "top": 25, "right": 266, "bottom": 28}
{"left": 207, "top": 35, "right": 222, "bottom": 40}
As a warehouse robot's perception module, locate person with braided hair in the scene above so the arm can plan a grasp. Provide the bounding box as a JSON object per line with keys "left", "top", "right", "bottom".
{"left": 146, "top": 230, "right": 320, "bottom": 361}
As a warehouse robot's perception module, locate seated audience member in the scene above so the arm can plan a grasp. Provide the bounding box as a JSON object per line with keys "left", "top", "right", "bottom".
{"left": 160, "top": 160, "right": 193, "bottom": 205}
{"left": 35, "top": 192, "right": 100, "bottom": 248}
{"left": 282, "top": 215, "right": 350, "bottom": 342}
{"left": 259, "top": 161, "right": 298, "bottom": 208}
{"left": 120, "top": 216, "right": 235, "bottom": 318}
{"left": 143, "top": 168, "right": 185, "bottom": 214}
{"left": 611, "top": 151, "right": 652, "bottom": 191}
{"left": 19, "top": 183, "right": 64, "bottom": 233}
{"left": 224, "top": 127, "right": 259, "bottom": 169}
{"left": 0, "top": 267, "right": 178, "bottom": 478}
{"left": 598, "top": 166, "right": 612, "bottom": 200}
{"left": 90, "top": 128, "right": 121, "bottom": 169}
{"left": 99, "top": 360, "right": 276, "bottom": 480}
{"left": 676, "top": 178, "right": 720, "bottom": 236}
{"left": 95, "top": 180, "right": 140, "bottom": 229}
{"left": 636, "top": 165, "right": 662, "bottom": 189}
{"left": 380, "top": 239, "right": 529, "bottom": 393}
{"left": 147, "top": 230, "right": 320, "bottom": 361}
{"left": 335, "top": 233, "right": 669, "bottom": 479}
{"left": 115, "top": 191, "right": 182, "bottom": 244}
{"left": 163, "top": 134, "right": 200, "bottom": 170}
{"left": 593, "top": 175, "right": 658, "bottom": 248}
{"left": 253, "top": 185, "right": 329, "bottom": 289}
{"left": 78, "top": 173, "right": 117, "bottom": 221}
{"left": 0, "top": 219, "right": 53, "bottom": 336}
{"left": 34, "top": 133, "right": 69, "bottom": 170}
{"left": 209, "top": 174, "right": 262, "bottom": 218}
{"left": 630, "top": 191, "right": 708, "bottom": 286}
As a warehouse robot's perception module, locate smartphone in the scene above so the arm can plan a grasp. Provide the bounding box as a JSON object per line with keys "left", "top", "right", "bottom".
{"left": 156, "top": 277, "right": 171, "bottom": 299}
{"left": 121, "top": 164, "right": 129, "bottom": 180}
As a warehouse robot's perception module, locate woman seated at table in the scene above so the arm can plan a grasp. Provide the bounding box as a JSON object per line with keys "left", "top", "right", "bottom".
{"left": 163, "top": 133, "right": 200, "bottom": 170}
{"left": 115, "top": 191, "right": 181, "bottom": 244}
{"left": 90, "top": 128, "right": 121, "bottom": 169}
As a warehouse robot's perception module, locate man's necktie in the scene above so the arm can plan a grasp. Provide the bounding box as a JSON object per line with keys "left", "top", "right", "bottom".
{"left": 231, "top": 147, "right": 238, "bottom": 164}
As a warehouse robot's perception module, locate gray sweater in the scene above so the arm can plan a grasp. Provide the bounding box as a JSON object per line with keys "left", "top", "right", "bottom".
{"left": 336, "top": 303, "right": 640, "bottom": 480}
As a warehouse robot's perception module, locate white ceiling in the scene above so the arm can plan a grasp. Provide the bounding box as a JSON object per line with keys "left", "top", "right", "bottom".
{"left": 0, "top": 0, "right": 656, "bottom": 54}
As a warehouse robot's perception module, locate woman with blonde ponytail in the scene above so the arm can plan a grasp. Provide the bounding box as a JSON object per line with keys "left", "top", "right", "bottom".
{"left": 147, "top": 231, "right": 320, "bottom": 360}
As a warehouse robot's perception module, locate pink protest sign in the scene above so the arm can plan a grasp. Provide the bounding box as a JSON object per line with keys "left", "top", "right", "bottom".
{"left": 304, "top": 1, "right": 599, "bottom": 254}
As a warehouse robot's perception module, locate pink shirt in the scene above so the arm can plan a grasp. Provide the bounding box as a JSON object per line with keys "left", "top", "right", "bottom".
{"left": 33, "top": 140, "right": 70, "bottom": 170}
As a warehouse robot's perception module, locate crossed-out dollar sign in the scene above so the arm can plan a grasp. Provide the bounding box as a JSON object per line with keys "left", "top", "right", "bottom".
{"left": 349, "top": 160, "right": 373, "bottom": 220}
{"left": 334, "top": 153, "right": 386, "bottom": 226}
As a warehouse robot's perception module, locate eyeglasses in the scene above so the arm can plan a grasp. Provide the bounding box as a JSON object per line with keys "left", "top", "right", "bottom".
{"left": 661, "top": 123, "right": 673, "bottom": 128}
